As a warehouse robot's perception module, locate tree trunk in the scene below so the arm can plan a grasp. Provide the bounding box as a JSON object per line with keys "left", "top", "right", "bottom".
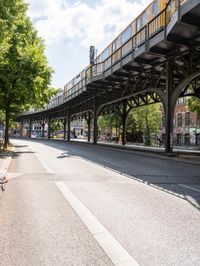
{"left": 4, "top": 109, "right": 10, "bottom": 149}
{"left": 115, "top": 119, "right": 118, "bottom": 143}
{"left": 145, "top": 114, "right": 151, "bottom": 146}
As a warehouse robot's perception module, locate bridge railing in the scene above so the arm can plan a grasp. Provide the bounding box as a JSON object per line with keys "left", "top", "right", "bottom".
{"left": 63, "top": 78, "right": 87, "bottom": 101}
{"left": 86, "top": 0, "right": 185, "bottom": 80}
{"left": 23, "top": 0, "right": 187, "bottom": 115}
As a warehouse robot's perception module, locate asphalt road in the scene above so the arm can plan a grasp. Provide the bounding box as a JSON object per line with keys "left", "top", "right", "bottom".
{"left": 0, "top": 138, "right": 200, "bottom": 266}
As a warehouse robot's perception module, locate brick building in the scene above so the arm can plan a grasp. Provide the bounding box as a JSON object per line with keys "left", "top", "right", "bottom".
{"left": 161, "top": 97, "right": 200, "bottom": 146}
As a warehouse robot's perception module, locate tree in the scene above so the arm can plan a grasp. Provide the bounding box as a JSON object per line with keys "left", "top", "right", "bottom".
{"left": 128, "top": 103, "right": 162, "bottom": 145}
{"left": 98, "top": 113, "right": 120, "bottom": 142}
{"left": 50, "top": 120, "right": 63, "bottom": 137}
{"left": 0, "top": 0, "right": 54, "bottom": 148}
{"left": 188, "top": 97, "right": 200, "bottom": 116}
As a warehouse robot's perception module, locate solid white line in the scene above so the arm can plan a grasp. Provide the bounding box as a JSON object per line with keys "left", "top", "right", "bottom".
{"left": 179, "top": 184, "right": 200, "bottom": 193}
{"left": 55, "top": 181, "right": 139, "bottom": 266}
{"left": 29, "top": 145, "right": 54, "bottom": 174}
{"left": 34, "top": 152, "right": 54, "bottom": 173}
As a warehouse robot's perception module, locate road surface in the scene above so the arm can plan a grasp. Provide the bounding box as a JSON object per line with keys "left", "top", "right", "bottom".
{"left": 0, "top": 138, "right": 200, "bottom": 266}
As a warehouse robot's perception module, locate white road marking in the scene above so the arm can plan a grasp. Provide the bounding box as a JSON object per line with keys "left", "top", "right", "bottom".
{"left": 29, "top": 145, "right": 54, "bottom": 174}
{"left": 55, "top": 181, "right": 139, "bottom": 266}
{"left": 179, "top": 184, "right": 200, "bottom": 193}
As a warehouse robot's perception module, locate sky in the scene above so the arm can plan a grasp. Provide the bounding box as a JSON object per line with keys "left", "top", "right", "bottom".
{"left": 25, "top": 0, "right": 152, "bottom": 89}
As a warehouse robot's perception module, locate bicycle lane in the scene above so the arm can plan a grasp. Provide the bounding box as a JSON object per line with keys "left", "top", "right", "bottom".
{"left": 15, "top": 138, "right": 200, "bottom": 266}
{"left": 5, "top": 139, "right": 200, "bottom": 266}
{"left": 0, "top": 143, "right": 113, "bottom": 266}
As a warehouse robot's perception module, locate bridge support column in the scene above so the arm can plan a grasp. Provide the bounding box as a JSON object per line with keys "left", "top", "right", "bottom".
{"left": 93, "top": 108, "right": 98, "bottom": 144}
{"left": 41, "top": 121, "right": 45, "bottom": 138}
{"left": 48, "top": 116, "right": 51, "bottom": 140}
{"left": 29, "top": 119, "right": 32, "bottom": 138}
{"left": 67, "top": 114, "right": 71, "bottom": 141}
{"left": 87, "top": 112, "right": 91, "bottom": 142}
{"left": 63, "top": 118, "right": 67, "bottom": 140}
{"left": 165, "top": 61, "right": 174, "bottom": 153}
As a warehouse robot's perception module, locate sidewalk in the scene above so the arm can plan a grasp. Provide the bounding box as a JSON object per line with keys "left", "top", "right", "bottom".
{"left": 0, "top": 149, "right": 14, "bottom": 179}
{"left": 96, "top": 141, "right": 200, "bottom": 165}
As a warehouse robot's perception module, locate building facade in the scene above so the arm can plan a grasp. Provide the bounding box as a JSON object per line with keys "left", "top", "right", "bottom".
{"left": 161, "top": 97, "right": 200, "bottom": 146}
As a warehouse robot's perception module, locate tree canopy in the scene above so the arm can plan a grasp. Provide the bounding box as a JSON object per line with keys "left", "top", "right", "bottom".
{"left": 0, "top": 0, "right": 55, "bottom": 148}
{"left": 98, "top": 102, "right": 162, "bottom": 145}
{"left": 188, "top": 97, "right": 200, "bottom": 116}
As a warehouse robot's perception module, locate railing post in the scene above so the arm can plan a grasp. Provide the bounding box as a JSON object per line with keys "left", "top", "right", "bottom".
{"left": 132, "top": 37, "right": 134, "bottom": 60}
{"left": 145, "top": 25, "right": 149, "bottom": 52}
{"left": 165, "top": 6, "right": 167, "bottom": 40}
{"left": 120, "top": 48, "right": 122, "bottom": 69}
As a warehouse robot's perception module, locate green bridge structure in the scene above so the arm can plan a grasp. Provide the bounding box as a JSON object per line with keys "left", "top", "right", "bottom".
{"left": 18, "top": 0, "right": 200, "bottom": 153}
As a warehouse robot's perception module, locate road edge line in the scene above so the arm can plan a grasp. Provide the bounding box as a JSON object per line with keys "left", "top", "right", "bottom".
{"left": 179, "top": 184, "right": 200, "bottom": 193}
{"left": 55, "top": 181, "right": 139, "bottom": 266}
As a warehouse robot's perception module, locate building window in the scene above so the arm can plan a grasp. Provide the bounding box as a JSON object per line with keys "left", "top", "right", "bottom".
{"left": 185, "top": 112, "right": 191, "bottom": 126}
{"left": 196, "top": 133, "right": 200, "bottom": 145}
{"left": 177, "top": 113, "right": 182, "bottom": 127}
{"left": 177, "top": 98, "right": 182, "bottom": 104}
{"left": 153, "top": 1, "right": 158, "bottom": 16}
{"left": 177, "top": 97, "right": 186, "bottom": 104}
{"left": 184, "top": 134, "right": 190, "bottom": 145}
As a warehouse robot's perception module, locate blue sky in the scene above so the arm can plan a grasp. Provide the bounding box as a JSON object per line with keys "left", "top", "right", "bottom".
{"left": 25, "top": 0, "right": 151, "bottom": 89}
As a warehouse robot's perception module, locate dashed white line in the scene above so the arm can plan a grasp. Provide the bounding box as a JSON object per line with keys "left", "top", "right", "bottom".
{"left": 179, "top": 184, "right": 200, "bottom": 193}
{"left": 55, "top": 181, "right": 139, "bottom": 266}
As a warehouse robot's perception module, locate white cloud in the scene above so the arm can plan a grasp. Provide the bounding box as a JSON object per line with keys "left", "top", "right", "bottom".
{"left": 26, "top": 0, "right": 63, "bottom": 18}
{"left": 26, "top": 0, "right": 152, "bottom": 51}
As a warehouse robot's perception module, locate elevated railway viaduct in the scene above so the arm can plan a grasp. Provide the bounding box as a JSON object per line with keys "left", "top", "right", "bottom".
{"left": 18, "top": 0, "right": 200, "bottom": 153}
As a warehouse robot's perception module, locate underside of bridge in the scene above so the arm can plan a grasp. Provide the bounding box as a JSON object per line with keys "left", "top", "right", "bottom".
{"left": 18, "top": 0, "right": 200, "bottom": 153}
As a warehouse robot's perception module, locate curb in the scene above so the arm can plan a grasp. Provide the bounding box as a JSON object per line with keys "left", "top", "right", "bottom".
{"left": 0, "top": 149, "right": 14, "bottom": 180}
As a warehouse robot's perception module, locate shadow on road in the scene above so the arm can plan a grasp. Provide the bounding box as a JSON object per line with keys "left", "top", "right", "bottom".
{"left": 13, "top": 139, "right": 200, "bottom": 211}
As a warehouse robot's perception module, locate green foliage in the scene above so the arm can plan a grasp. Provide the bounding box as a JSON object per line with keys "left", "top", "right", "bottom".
{"left": 188, "top": 97, "right": 200, "bottom": 116}
{"left": 128, "top": 104, "right": 161, "bottom": 131}
{"left": 50, "top": 120, "right": 63, "bottom": 134}
{"left": 128, "top": 103, "right": 162, "bottom": 145}
{"left": 98, "top": 103, "right": 162, "bottom": 145}
{"left": 0, "top": 0, "right": 54, "bottom": 147}
{"left": 98, "top": 113, "right": 119, "bottom": 129}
